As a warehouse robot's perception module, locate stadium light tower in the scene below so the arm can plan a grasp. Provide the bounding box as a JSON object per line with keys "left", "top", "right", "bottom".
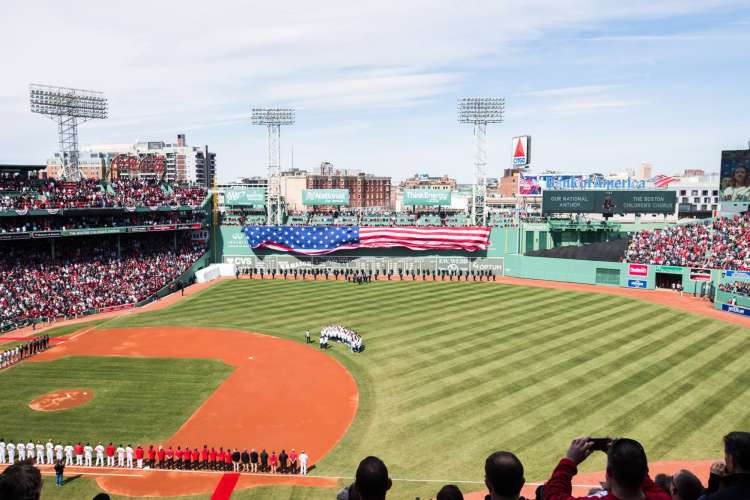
{"left": 252, "top": 108, "right": 295, "bottom": 225}
{"left": 29, "top": 84, "right": 108, "bottom": 181}
{"left": 457, "top": 97, "right": 504, "bottom": 226}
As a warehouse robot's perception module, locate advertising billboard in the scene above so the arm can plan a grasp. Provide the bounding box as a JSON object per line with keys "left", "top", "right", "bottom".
{"left": 302, "top": 189, "right": 350, "bottom": 206}
{"left": 628, "top": 263, "right": 649, "bottom": 277}
{"left": 224, "top": 188, "right": 266, "bottom": 206}
{"left": 542, "top": 190, "right": 676, "bottom": 214}
{"left": 720, "top": 149, "right": 750, "bottom": 202}
{"left": 512, "top": 136, "right": 531, "bottom": 167}
{"left": 518, "top": 174, "right": 648, "bottom": 196}
{"left": 402, "top": 189, "right": 452, "bottom": 206}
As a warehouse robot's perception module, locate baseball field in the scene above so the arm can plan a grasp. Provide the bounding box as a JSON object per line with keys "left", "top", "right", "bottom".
{"left": 4, "top": 279, "right": 750, "bottom": 499}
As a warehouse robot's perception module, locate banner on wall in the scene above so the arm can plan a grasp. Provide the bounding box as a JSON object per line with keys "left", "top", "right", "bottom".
{"left": 725, "top": 270, "right": 750, "bottom": 280}
{"left": 628, "top": 263, "right": 649, "bottom": 277}
{"left": 402, "top": 189, "right": 452, "bottom": 206}
{"left": 224, "top": 188, "right": 266, "bottom": 206}
{"left": 627, "top": 279, "right": 648, "bottom": 289}
{"left": 302, "top": 189, "right": 350, "bottom": 206}
{"left": 689, "top": 268, "right": 712, "bottom": 281}
{"left": 722, "top": 303, "right": 750, "bottom": 317}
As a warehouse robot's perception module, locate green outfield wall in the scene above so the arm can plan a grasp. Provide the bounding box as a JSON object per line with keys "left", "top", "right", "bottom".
{"left": 217, "top": 223, "right": 720, "bottom": 297}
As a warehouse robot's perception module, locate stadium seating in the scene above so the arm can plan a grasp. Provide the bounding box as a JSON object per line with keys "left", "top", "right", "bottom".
{"left": 286, "top": 214, "right": 308, "bottom": 226}
{"left": 624, "top": 214, "right": 750, "bottom": 270}
{"left": 417, "top": 214, "right": 441, "bottom": 226}
{"left": 0, "top": 178, "right": 207, "bottom": 210}
{"left": 395, "top": 214, "right": 416, "bottom": 226}
{"left": 0, "top": 234, "right": 205, "bottom": 329}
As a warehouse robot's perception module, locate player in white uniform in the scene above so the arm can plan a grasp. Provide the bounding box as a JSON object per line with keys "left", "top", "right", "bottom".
{"left": 95, "top": 443, "right": 105, "bottom": 467}
{"left": 55, "top": 443, "right": 63, "bottom": 463}
{"left": 26, "top": 441, "right": 35, "bottom": 462}
{"left": 299, "top": 450, "right": 308, "bottom": 475}
{"left": 84, "top": 443, "right": 93, "bottom": 467}
{"left": 126, "top": 445, "right": 134, "bottom": 468}
{"left": 64, "top": 444, "right": 74, "bottom": 465}
{"left": 6, "top": 442, "right": 14, "bottom": 465}
{"left": 0, "top": 439, "right": 6, "bottom": 464}
{"left": 46, "top": 440, "right": 54, "bottom": 464}
{"left": 117, "top": 445, "right": 125, "bottom": 467}
{"left": 63, "top": 444, "right": 73, "bottom": 465}
{"left": 36, "top": 442, "right": 45, "bottom": 465}
{"left": 17, "top": 441, "right": 26, "bottom": 461}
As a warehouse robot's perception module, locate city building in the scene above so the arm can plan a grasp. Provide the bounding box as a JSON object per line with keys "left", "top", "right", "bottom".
{"left": 281, "top": 162, "right": 391, "bottom": 212}
{"left": 45, "top": 134, "right": 216, "bottom": 186}
{"left": 671, "top": 174, "right": 720, "bottom": 218}
{"left": 399, "top": 173, "right": 457, "bottom": 191}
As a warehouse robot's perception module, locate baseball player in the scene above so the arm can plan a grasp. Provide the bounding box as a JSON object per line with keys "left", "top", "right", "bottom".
{"left": 46, "top": 440, "right": 54, "bottom": 465}
{"left": 0, "top": 438, "right": 5, "bottom": 464}
{"left": 106, "top": 443, "right": 115, "bottom": 467}
{"left": 116, "top": 444, "right": 125, "bottom": 467}
{"left": 55, "top": 443, "right": 63, "bottom": 463}
{"left": 84, "top": 443, "right": 93, "bottom": 467}
{"left": 26, "top": 441, "right": 35, "bottom": 462}
{"left": 36, "top": 442, "right": 45, "bottom": 465}
{"left": 95, "top": 443, "right": 105, "bottom": 467}
{"left": 6, "top": 442, "right": 14, "bottom": 465}
{"left": 135, "top": 445, "right": 144, "bottom": 469}
{"left": 74, "top": 442, "right": 83, "bottom": 466}
{"left": 64, "top": 443, "right": 74, "bottom": 465}
{"left": 165, "top": 446, "right": 174, "bottom": 469}
{"left": 125, "top": 444, "right": 134, "bottom": 468}
{"left": 299, "top": 450, "right": 308, "bottom": 475}
{"left": 17, "top": 440, "right": 26, "bottom": 461}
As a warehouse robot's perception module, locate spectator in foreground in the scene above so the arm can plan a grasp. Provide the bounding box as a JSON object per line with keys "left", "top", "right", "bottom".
{"left": 354, "top": 456, "right": 391, "bottom": 500}
{"left": 670, "top": 469, "right": 703, "bottom": 500}
{"left": 484, "top": 451, "right": 526, "bottom": 500}
{"left": 702, "top": 431, "right": 750, "bottom": 499}
{"left": 543, "top": 437, "right": 669, "bottom": 500}
{"left": 437, "top": 484, "right": 464, "bottom": 500}
{"left": 0, "top": 460, "right": 42, "bottom": 500}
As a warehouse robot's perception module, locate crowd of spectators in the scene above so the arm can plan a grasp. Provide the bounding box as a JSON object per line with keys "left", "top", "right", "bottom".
{"left": 0, "top": 178, "right": 207, "bottom": 210}
{"left": 624, "top": 215, "right": 750, "bottom": 270}
{"left": 718, "top": 282, "right": 750, "bottom": 297}
{"left": 330, "top": 432, "right": 749, "bottom": 500}
{"left": 0, "top": 211, "right": 205, "bottom": 234}
{"left": 0, "top": 234, "right": 205, "bottom": 328}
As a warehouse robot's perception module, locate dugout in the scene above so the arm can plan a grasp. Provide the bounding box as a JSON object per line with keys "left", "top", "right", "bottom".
{"left": 655, "top": 271, "right": 683, "bottom": 290}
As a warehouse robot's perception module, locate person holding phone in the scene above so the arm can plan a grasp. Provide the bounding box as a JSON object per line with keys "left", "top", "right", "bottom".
{"left": 542, "top": 437, "right": 669, "bottom": 500}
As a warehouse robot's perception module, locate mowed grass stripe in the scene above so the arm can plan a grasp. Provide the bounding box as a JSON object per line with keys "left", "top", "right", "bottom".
{"left": 100, "top": 280, "right": 750, "bottom": 500}
{"left": 397, "top": 300, "right": 664, "bottom": 411}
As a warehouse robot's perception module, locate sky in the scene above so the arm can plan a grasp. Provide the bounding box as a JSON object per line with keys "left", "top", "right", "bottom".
{"left": 1, "top": 0, "right": 749, "bottom": 183}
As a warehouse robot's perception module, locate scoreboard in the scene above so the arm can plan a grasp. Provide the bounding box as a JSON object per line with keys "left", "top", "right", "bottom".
{"left": 542, "top": 190, "right": 676, "bottom": 214}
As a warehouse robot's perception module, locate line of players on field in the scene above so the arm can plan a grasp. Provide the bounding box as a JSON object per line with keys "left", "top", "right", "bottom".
{"left": 0, "top": 440, "right": 309, "bottom": 474}
{"left": 0, "top": 336, "right": 50, "bottom": 369}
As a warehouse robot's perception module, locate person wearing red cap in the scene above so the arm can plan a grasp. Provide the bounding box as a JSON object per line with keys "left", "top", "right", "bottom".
{"left": 175, "top": 446, "right": 183, "bottom": 470}
{"left": 165, "top": 446, "right": 174, "bottom": 469}
{"left": 224, "top": 446, "right": 232, "bottom": 471}
{"left": 135, "top": 445, "right": 144, "bottom": 469}
{"left": 191, "top": 448, "right": 200, "bottom": 470}
{"left": 201, "top": 445, "right": 209, "bottom": 470}
{"left": 209, "top": 447, "right": 217, "bottom": 470}
{"left": 147, "top": 445, "right": 156, "bottom": 468}
{"left": 105, "top": 443, "right": 115, "bottom": 467}
{"left": 156, "top": 446, "right": 165, "bottom": 469}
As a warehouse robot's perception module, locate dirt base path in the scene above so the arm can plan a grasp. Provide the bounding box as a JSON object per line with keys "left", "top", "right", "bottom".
{"left": 464, "top": 459, "right": 715, "bottom": 499}
{"left": 30, "top": 327, "right": 358, "bottom": 497}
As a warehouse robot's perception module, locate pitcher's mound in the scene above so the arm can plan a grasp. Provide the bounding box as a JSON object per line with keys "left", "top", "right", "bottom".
{"left": 29, "top": 389, "right": 93, "bottom": 412}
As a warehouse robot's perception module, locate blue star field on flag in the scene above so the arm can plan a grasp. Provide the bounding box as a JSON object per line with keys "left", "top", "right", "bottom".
{"left": 244, "top": 226, "right": 359, "bottom": 252}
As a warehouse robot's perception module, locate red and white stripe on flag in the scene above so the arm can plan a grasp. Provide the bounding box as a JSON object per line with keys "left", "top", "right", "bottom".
{"left": 357, "top": 226, "right": 491, "bottom": 252}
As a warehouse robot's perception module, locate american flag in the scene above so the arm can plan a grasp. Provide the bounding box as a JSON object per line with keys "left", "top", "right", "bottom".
{"left": 243, "top": 226, "right": 492, "bottom": 255}
{"left": 651, "top": 174, "right": 678, "bottom": 188}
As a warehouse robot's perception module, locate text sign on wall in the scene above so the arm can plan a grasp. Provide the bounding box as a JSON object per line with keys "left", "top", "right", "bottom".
{"left": 722, "top": 303, "right": 750, "bottom": 316}
{"left": 402, "top": 189, "right": 452, "bottom": 206}
{"left": 542, "top": 190, "right": 676, "bottom": 214}
{"left": 302, "top": 189, "right": 350, "bottom": 206}
{"left": 224, "top": 188, "right": 266, "bottom": 206}
{"left": 627, "top": 279, "right": 648, "bottom": 289}
{"left": 628, "top": 263, "right": 649, "bottom": 277}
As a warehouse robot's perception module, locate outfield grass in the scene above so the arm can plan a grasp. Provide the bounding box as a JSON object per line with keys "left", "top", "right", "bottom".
{"left": 99, "top": 279, "right": 750, "bottom": 499}
{"left": 0, "top": 356, "right": 232, "bottom": 445}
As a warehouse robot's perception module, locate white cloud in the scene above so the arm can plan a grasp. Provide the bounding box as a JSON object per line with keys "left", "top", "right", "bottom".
{"left": 550, "top": 98, "right": 640, "bottom": 113}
